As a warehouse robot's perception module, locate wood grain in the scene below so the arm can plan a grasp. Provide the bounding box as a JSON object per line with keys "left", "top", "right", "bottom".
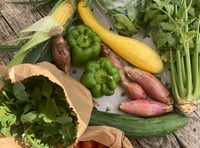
{"left": 0, "top": 1, "right": 200, "bottom": 148}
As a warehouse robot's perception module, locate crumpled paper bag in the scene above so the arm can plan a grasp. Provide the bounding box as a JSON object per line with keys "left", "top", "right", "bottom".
{"left": 77, "top": 125, "right": 133, "bottom": 148}
{"left": 0, "top": 62, "right": 93, "bottom": 147}
{"left": 0, "top": 64, "right": 9, "bottom": 88}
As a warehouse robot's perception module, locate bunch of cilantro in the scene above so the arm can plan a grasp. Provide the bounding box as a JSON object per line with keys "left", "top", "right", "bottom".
{"left": 140, "top": 0, "right": 200, "bottom": 113}
{"left": 0, "top": 75, "right": 78, "bottom": 147}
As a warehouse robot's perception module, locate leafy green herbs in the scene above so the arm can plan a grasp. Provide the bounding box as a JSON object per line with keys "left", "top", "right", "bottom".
{"left": 142, "top": 0, "right": 200, "bottom": 113}
{"left": 0, "top": 75, "right": 77, "bottom": 147}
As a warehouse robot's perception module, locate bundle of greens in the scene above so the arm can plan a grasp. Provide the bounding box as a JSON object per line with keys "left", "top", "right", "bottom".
{"left": 142, "top": 0, "right": 200, "bottom": 113}
{"left": 0, "top": 75, "right": 78, "bottom": 147}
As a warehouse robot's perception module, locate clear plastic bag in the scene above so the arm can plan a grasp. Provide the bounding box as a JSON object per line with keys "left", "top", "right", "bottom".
{"left": 96, "top": 0, "right": 145, "bottom": 36}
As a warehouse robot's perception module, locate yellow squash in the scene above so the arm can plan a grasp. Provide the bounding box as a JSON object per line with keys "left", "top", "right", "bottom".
{"left": 78, "top": 1, "right": 163, "bottom": 74}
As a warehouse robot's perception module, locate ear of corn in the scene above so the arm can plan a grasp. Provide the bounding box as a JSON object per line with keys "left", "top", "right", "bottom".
{"left": 50, "top": 0, "right": 76, "bottom": 27}
{"left": 8, "top": 0, "right": 76, "bottom": 67}
{"left": 52, "top": 1, "right": 75, "bottom": 27}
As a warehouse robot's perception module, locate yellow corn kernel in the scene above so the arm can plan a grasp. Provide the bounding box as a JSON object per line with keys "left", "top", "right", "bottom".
{"left": 53, "top": 2, "right": 74, "bottom": 26}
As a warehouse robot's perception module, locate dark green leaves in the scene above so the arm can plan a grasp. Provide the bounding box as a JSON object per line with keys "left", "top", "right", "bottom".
{"left": 143, "top": 0, "right": 200, "bottom": 53}
{"left": 21, "top": 111, "right": 38, "bottom": 123}
{"left": 160, "top": 22, "right": 175, "bottom": 31}
{"left": 0, "top": 76, "right": 77, "bottom": 147}
{"left": 13, "top": 82, "right": 29, "bottom": 102}
{"left": 152, "top": 31, "right": 176, "bottom": 49}
{"left": 42, "top": 78, "right": 53, "bottom": 98}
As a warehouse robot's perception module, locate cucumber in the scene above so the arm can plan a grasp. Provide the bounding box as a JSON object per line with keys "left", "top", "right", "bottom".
{"left": 89, "top": 109, "right": 189, "bottom": 138}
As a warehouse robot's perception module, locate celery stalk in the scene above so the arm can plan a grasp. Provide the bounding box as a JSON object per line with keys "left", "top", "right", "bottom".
{"left": 144, "top": 0, "right": 200, "bottom": 113}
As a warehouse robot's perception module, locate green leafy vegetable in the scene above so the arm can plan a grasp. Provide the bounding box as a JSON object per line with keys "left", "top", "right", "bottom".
{"left": 13, "top": 82, "right": 30, "bottom": 102}
{"left": 94, "top": 0, "right": 146, "bottom": 36}
{"left": 143, "top": 0, "right": 200, "bottom": 113}
{"left": 0, "top": 75, "right": 78, "bottom": 147}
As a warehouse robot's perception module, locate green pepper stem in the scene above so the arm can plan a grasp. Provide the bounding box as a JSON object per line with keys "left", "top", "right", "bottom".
{"left": 95, "top": 69, "right": 113, "bottom": 84}
{"left": 77, "top": 34, "right": 91, "bottom": 48}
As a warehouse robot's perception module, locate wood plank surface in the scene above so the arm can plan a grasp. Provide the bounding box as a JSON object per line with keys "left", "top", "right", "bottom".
{"left": 0, "top": 1, "right": 200, "bottom": 148}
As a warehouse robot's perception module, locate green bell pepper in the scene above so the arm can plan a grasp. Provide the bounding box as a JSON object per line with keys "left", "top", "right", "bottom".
{"left": 80, "top": 57, "right": 120, "bottom": 98}
{"left": 66, "top": 24, "right": 101, "bottom": 66}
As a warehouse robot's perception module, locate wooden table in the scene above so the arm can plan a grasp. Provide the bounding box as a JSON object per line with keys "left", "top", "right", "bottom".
{"left": 0, "top": 1, "right": 200, "bottom": 148}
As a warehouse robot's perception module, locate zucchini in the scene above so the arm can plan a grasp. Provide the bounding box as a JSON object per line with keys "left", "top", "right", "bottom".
{"left": 89, "top": 109, "right": 189, "bottom": 138}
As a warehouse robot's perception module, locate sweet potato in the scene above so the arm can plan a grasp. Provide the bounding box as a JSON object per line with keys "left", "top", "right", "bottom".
{"left": 51, "top": 27, "right": 71, "bottom": 73}
{"left": 121, "top": 81, "right": 147, "bottom": 100}
{"left": 124, "top": 66, "right": 174, "bottom": 105}
{"left": 119, "top": 99, "right": 173, "bottom": 117}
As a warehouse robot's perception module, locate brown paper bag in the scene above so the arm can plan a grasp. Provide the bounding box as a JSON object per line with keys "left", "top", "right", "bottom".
{"left": 0, "top": 62, "right": 94, "bottom": 147}
{"left": 77, "top": 126, "right": 133, "bottom": 148}
{"left": 0, "top": 64, "right": 9, "bottom": 89}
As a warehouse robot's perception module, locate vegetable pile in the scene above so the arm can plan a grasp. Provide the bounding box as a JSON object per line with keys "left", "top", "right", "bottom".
{"left": 2, "top": 0, "right": 200, "bottom": 145}
{"left": 0, "top": 75, "right": 78, "bottom": 147}
{"left": 100, "top": 43, "right": 174, "bottom": 117}
{"left": 77, "top": 0, "right": 164, "bottom": 74}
